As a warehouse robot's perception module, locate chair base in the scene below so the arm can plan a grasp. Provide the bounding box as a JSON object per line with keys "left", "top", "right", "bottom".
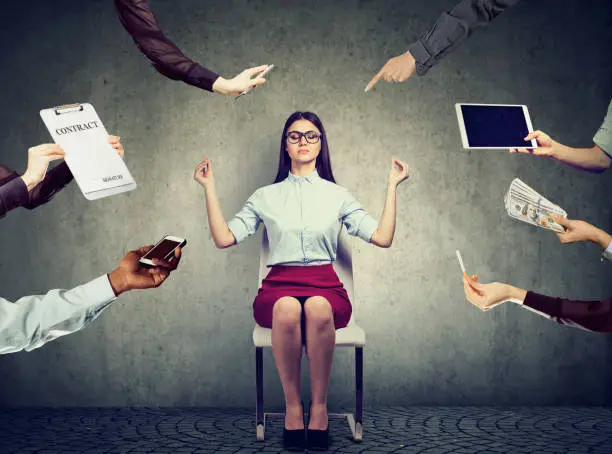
{"left": 330, "top": 413, "right": 362, "bottom": 442}
{"left": 255, "top": 346, "right": 364, "bottom": 442}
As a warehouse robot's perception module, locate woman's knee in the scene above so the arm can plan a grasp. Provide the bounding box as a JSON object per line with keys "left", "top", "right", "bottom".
{"left": 304, "top": 296, "right": 334, "bottom": 327}
{"left": 272, "top": 297, "right": 302, "bottom": 326}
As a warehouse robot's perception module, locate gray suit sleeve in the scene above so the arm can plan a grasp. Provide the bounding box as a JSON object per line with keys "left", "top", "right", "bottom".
{"left": 407, "top": 0, "right": 520, "bottom": 76}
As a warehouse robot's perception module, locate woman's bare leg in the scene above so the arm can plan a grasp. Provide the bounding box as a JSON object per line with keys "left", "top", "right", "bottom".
{"left": 271, "top": 296, "right": 304, "bottom": 429}
{"left": 303, "top": 296, "right": 335, "bottom": 430}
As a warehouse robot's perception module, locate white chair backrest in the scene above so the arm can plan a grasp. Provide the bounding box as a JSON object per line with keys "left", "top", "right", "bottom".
{"left": 258, "top": 225, "right": 356, "bottom": 325}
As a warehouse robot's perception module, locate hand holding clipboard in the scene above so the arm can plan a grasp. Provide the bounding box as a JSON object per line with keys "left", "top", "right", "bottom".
{"left": 40, "top": 103, "right": 136, "bottom": 200}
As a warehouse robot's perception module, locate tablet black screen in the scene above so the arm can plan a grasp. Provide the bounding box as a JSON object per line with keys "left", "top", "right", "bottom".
{"left": 461, "top": 105, "right": 531, "bottom": 148}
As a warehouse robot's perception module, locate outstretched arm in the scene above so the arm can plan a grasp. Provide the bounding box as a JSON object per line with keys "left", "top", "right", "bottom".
{"left": 114, "top": 0, "right": 270, "bottom": 96}
{"left": 523, "top": 292, "right": 612, "bottom": 333}
{"left": 548, "top": 143, "right": 611, "bottom": 174}
{"left": 0, "top": 137, "right": 124, "bottom": 219}
{"left": 509, "top": 100, "right": 612, "bottom": 173}
{"left": 0, "top": 245, "right": 182, "bottom": 355}
{"left": 408, "top": 0, "right": 520, "bottom": 76}
{"left": 510, "top": 131, "right": 611, "bottom": 173}
{"left": 552, "top": 216, "right": 612, "bottom": 254}
{"left": 365, "top": 0, "right": 519, "bottom": 91}
{"left": 463, "top": 275, "right": 612, "bottom": 333}
{"left": 114, "top": 0, "right": 220, "bottom": 91}
{"left": 0, "top": 276, "right": 117, "bottom": 354}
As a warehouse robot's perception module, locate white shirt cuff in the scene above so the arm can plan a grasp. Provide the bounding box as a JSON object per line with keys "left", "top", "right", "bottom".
{"left": 602, "top": 240, "right": 612, "bottom": 263}
{"left": 81, "top": 275, "right": 118, "bottom": 320}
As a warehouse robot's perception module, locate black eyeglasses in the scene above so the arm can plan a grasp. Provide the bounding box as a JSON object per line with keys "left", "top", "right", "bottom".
{"left": 286, "top": 130, "right": 321, "bottom": 144}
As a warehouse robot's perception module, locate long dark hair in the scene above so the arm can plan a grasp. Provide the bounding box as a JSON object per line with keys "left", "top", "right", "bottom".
{"left": 273, "top": 111, "right": 336, "bottom": 184}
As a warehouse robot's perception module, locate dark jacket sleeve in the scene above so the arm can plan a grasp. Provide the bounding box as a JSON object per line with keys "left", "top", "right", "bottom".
{"left": 0, "top": 175, "right": 29, "bottom": 219}
{"left": 114, "top": 0, "right": 220, "bottom": 91}
{"left": 407, "top": 0, "right": 520, "bottom": 76}
{"left": 0, "top": 162, "right": 74, "bottom": 218}
{"left": 523, "top": 291, "right": 612, "bottom": 333}
{"left": 24, "top": 162, "right": 74, "bottom": 210}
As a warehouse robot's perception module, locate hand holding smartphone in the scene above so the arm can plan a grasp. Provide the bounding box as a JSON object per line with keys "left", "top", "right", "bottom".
{"left": 139, "top": 235, "right": 187, "bottom": 267}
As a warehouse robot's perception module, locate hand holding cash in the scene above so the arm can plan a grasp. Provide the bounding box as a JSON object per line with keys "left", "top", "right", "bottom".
{"left": 552, "top": 216, "right": 612, "bottom": 249}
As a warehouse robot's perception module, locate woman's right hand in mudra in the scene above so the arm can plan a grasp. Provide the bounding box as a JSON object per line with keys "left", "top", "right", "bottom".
{"left": 194, "top": 158, "right": 214, "bottom": 188}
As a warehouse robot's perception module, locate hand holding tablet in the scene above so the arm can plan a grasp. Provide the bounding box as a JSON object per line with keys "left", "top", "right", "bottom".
{"left": 509, "top": 130, "right": 557, "bottom": 156}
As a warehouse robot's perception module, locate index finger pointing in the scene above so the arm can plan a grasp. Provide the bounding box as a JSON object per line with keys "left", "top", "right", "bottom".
{"left": 365, "top": 69, "right": 384, "bottom": 92}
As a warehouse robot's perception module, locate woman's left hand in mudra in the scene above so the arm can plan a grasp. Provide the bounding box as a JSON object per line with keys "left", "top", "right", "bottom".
{"left": 388, "top": 157, "right": 409, "bottom": 187}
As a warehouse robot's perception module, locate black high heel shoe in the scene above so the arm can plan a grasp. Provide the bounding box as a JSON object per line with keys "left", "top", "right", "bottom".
{"left": 306, "top": 403, "right": 330, "bottom": 451}
{"left": 283, "top": 401, "right": 306, "bottom": 452}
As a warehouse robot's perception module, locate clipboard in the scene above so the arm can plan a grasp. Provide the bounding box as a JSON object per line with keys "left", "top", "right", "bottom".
{"left": 40, "top": 103, "right": 136, "bottom": 200}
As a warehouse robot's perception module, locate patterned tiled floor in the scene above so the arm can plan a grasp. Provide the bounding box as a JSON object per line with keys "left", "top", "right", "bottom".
{"left": 0, "top": 407, "right": 611, "bottom": 453}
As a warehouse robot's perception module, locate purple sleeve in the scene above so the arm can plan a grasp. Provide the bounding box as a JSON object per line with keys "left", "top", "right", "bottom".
{"left": 24, "top": 162, "right": 74, "bottom": 210}
{"left": 0, "top": 177, "right": 29, "bottom": 219}
{"left": 524, "top": 291, "right": 612, "bottom": 333}
{"left": 114, "top": 0, "right": 220, "bottom": 91}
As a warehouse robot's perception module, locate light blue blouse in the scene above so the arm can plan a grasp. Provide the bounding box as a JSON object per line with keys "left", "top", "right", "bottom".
{"left": 227, "top": 169, "right": 379, "bottom": 267}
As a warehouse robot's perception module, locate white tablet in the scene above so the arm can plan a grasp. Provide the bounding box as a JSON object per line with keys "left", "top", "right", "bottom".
{"left": 455, "top": 103, "right": 537, "bottom": 149}
{"left": 40, "top": 103, "right": 137, "bottom": 200}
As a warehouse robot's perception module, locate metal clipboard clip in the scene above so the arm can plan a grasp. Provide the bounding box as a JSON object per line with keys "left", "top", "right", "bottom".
{"left": 54, "top": 103, "right": 84, "bottom": 115}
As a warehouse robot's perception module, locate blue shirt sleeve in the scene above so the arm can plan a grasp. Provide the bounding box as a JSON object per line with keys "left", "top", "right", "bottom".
{"left": 339, "top": 189, "right": 378, "bottom": 243}
{"left": 593, "top": 99, "right": 612, "bottom": 158}
{"left": 227, "top": 190, "right": 263, "bottom": 244}
{"left": 0, "top": 275, "right": 117, "bottom": 355}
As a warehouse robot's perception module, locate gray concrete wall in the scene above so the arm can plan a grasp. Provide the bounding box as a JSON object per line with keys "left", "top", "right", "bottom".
{"left": 0, "top": 0, "right": 611, "bottom": 407}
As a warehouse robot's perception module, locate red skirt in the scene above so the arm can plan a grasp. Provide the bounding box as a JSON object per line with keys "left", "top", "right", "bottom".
{"left": 253, "top": 264, "right": 352, "bottom": 330}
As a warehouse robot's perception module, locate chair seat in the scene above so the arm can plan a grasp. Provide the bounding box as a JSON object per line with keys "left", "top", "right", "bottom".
{"left": 253, "top": 323, "right": 366, "bottom": 347}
